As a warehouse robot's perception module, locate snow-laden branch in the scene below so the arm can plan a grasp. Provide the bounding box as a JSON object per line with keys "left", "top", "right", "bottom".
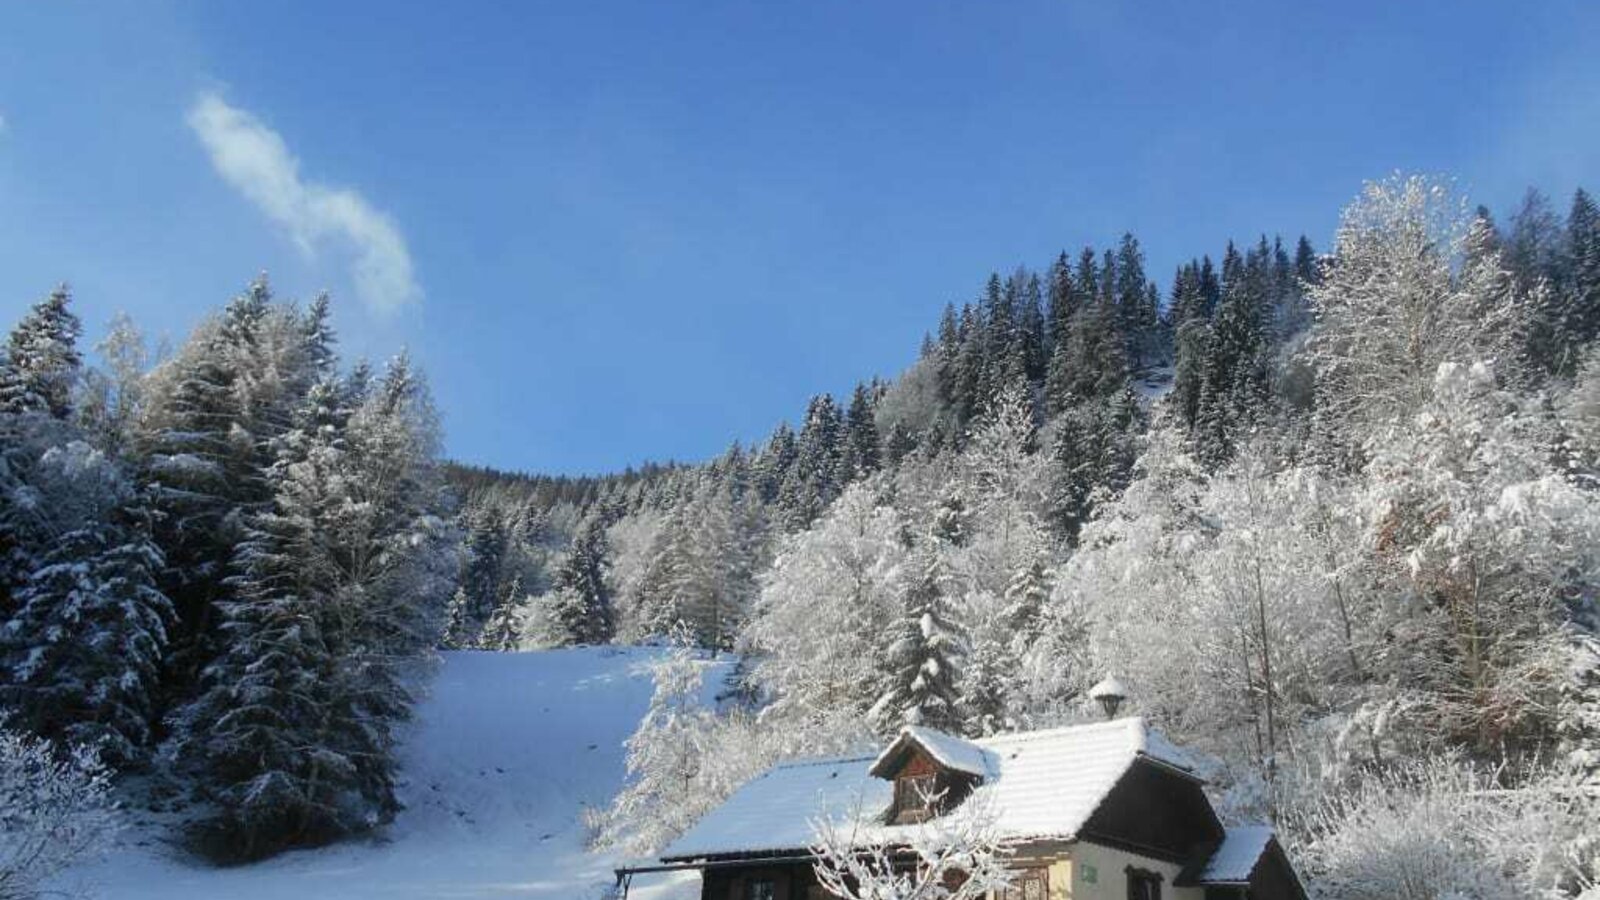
{"left": 809, "top": 789, "right": 1016, "bottom": 900}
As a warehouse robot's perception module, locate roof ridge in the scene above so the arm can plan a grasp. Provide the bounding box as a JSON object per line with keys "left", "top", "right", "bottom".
{"left": 766, "top": 753, "right": 876, "bottom": 773}
{"left": 975, "top": 716, "right": 1145, "bottom": 747}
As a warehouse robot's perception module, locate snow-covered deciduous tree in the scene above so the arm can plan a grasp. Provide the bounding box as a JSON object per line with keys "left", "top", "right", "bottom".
{"left": 588, "top": 632, "right": 720, "bottom": 855}
{"left": 809, "top": 791, "right": 1016, "bottom": 900}
{"left": 1308, "top": 175, "right": 1524, "bottom": 448}
{"left": 0, "top": 724, "right": 119, "bottom": 900}
{"left": 1361, "top": 360, "right": 1600, "bottom": 756}
{"left": 745, "top": 483, "right": 907, "bottom": 724}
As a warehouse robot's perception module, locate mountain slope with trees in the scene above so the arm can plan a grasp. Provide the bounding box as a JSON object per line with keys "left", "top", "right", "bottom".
{"left": 2, "top": 175, "right": 1598, "bottom": 898}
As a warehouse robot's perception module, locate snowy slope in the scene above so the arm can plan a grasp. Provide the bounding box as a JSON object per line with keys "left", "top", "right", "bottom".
{"left": 59, "top": 648, "right": 703, "bottom": 900}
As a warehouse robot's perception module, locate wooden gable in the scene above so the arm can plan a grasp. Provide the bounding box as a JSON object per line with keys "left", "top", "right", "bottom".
{"left": 876, "top": 744, "right": 979, "bottom": 824}
{"left": 1080, "top": 756, "right": 1225, "bottom": 863}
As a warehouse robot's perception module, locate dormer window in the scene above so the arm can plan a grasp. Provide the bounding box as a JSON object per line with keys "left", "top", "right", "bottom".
{"left": 893, "top": 772, "right": 937, "bottom": 823}
{"left": 869, "top": 726, "right": 991, "bottom": 826}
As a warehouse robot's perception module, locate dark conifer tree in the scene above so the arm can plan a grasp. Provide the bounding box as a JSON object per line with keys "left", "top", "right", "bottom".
{"left": 0, "top": 286, "right": 82, "bottom": 419}
{"left": 1, "top": 495, "right": 171, "bottom": 767}
{"left": 1561, "top": 188, "right": 1600, "bottom": 374}
{"left": 1046, "top": 251, "right": 1078, "bottom": 357}
{"left": 842, "top": 382, "right": 881, "bottom": 479}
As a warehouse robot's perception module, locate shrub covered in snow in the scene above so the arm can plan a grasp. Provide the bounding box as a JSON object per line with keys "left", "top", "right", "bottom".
{"left": 1289, "top": 758, "right": 1598, "bottom": 900}
{"left": 0, "top": 725, "right": 119, "bottom": 900}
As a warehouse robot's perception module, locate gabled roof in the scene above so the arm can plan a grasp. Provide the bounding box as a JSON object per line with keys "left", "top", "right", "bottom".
{"left": 660, "top": 717, "right": 1197, "bottom": 862}
{"left": 868, "top": 725, "right": 993, "bottom": 779}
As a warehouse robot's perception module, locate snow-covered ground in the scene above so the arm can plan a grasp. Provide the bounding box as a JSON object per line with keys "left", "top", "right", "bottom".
{"left": 58, "top": 647, "right": 704, "bottom": 899}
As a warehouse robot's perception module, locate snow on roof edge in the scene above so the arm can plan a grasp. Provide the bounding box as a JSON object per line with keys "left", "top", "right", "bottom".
{"left": 869, "top": 725, "right": 992, "bottom": 778}
{"left": 1194, "top": 825, "right": 1276, "bottom": 884}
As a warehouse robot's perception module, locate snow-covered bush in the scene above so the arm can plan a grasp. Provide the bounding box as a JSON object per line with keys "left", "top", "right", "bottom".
{"left": 0, "top": 725, "right": 119, "bottom": 900}
{"left": 1290, "top": 758, "right": 1598, "bottom": 900}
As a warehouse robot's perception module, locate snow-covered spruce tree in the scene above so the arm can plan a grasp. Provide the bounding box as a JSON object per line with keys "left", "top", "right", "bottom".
{"left": 170, "top": 355, "right": 451, "bottom": 860}
{"left": 441, "top": 587, "right": 474, "bottom": 649}
{"left": 551, "top": 514, "right": 614, "bottom": 645}
{"left": 0, "top": 724, "right": 119, "bottom": 900}
{"left": 458, "top": 504, "right": 509, "bottom": 629}
{"left": 0, "top": 290, "right": 173, "bottom": 768}
{"left": 1192, "top": 241, "right": 1272, "bottom": 469}
{"left": 0, "top": 286, "right": 81, "bottom": 420}
{"left": 776, "top": 393, "right": 845, "bottom": 530}
{"left": 0, "top": 290, "right": 83, "bottom": 627}
{"left": 135, "top": 278, "right": 331, "bottom": 683}
{"left": 871, "top": 537, "right": 967, "bottom": 735}
{"left": 479, "top": 576, "right": 524, "bottom": 651}
{"left": 0, "top": 447, "right": 171, "bottom": 767}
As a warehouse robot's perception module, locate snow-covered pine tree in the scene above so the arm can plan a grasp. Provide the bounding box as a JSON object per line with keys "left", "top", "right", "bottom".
{"left": 1558, "top": 187, "right": 1600, "bottom": 375}
{"left": 0, "top": 286, "right": 81, "bottom": 419}
{"left": 552, "top": 514, "right": 614, "bottom": 644}
{"left": 171, "top": 354, "right": 449, "bottom": 860}
{"left": 841, "top": 381, "right": 882, "bottom": 480}
{"left": 458, "top": 505, "right": 509, "bottom": 628}
{"left": 777, "top": 393, "right": 845, "bottom": 530}
{"left": 168, "top": 378, "right": 353, "bottom": 858}
{"left": 870, "top": 539, "right": 967, "bottom": 735}
{"left": 0, "top": 467, "right": 171, "bottom": 767}
{"left": 1002, "top": 559, "right": 1049, "bottom": 638}
{"left": 441, "top": 587, "right": 474, "bottom": 649}
{"left": 479, "top": 576, "right": 524, "bottom": 652}
{"left": 136, "top": 278, "right": 326, "bottom": 681}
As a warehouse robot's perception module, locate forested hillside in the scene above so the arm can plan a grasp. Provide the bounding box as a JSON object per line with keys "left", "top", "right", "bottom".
{"left": 3, "top": 175, "right": 1599, "bottom": 898}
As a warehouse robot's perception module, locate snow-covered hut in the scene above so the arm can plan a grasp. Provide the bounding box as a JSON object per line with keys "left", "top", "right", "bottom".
{"left": 617, "top": 718, "right": 1305, "bottom": 900}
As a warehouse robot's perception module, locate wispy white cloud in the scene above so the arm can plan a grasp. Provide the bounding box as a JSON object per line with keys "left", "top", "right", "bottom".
{"left": 0, "top": 111, "right": 8, "bottom": 135}
{"left": 187, "top": 92, "right": 420, "bottom": 315}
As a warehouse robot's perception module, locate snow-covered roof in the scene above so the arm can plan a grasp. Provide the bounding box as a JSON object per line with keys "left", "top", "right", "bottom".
{"left": 661, "top": 717, "right": 1196, "bottom": 861}
{"left": 868, "top": 725, "right": 993, "bottom": 779}
{"left": 1193, "top": 826, "right": 1275, "bottom": 884}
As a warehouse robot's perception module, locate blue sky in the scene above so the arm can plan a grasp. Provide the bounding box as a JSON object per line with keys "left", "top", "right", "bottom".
{"left": 2, "top": 2, "right": 1598, "bottom": 474}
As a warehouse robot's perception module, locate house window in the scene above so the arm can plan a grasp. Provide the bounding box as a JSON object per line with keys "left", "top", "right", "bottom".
{"left": 745, "top": 879, "right": 776, "bottom": 900}
{"left": 1126, "top": 867, "right": 1163, "bottom": 900}
{"left": 894, "top": 773, "right": 937, "bottom": 821}
{"left": 997, "top": 867, "right": 1048, "bottom": 900}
